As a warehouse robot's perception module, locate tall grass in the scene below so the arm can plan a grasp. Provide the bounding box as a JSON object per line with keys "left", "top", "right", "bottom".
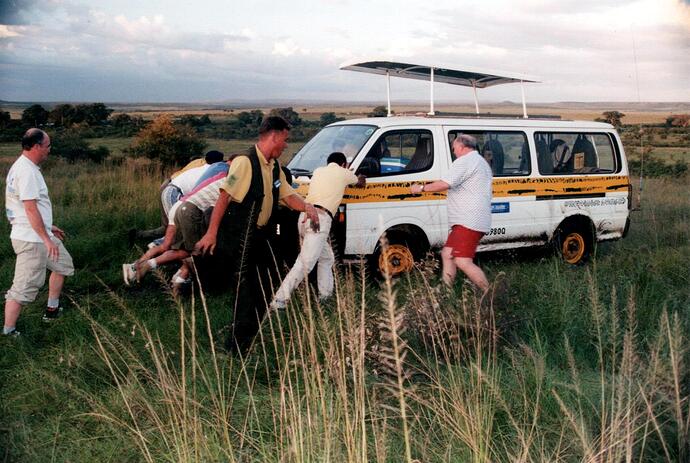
{"left": 0, "top": 157, "right": 687, "bottom": 461}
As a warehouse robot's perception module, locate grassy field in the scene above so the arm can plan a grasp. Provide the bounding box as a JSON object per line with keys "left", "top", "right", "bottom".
{"left": 0, "top": 132, "right": 688, "bottom": 461}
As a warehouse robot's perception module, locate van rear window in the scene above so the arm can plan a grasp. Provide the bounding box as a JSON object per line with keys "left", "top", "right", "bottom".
{"left": 534, "top": 132, "right": 617, "bottom": 175}
{"left": 448, "top": 131, "right": 530, "bottom": 177}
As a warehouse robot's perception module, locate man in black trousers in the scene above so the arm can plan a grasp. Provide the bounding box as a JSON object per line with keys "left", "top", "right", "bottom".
{"left": 195, "top": 116, "right": 319, "bottom": 353}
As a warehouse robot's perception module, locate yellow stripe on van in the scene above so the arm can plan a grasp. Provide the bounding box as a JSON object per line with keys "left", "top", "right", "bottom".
{"left": 293, "top": 176, "right": 630, "bottom": 204}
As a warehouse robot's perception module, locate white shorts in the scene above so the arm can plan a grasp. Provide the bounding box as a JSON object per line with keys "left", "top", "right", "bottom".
{"left": 5, "top": 238, "right": 74, "bottom": 304}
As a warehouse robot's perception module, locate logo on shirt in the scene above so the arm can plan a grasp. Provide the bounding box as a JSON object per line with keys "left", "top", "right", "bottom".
{"left": 226, "top": 174, "right": 237, "bottom": 187}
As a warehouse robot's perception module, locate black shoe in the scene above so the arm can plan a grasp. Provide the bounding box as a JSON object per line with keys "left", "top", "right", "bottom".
{"left": 42, "top": 307, "right": 63, "bottom": 322}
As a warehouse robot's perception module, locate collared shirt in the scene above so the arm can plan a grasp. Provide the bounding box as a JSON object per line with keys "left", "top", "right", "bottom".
{"left": 306, "top": 163, "right": 359, "bottom": 216}
{"left": 220, "top": 145, "right": 295, "bottom": 227}
{"left": 5, "top": 154, "right": 53, "bottom": 242}
{"left": 441, "top": 150, "right": 493, "bottom": 233}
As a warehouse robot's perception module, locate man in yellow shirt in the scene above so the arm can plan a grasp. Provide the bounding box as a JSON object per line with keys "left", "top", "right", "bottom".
{"left": 270, "top": 152, "right": 364, "bottom": 309}
{"left": 195, "top": 116, "right": 319, "bottom": 352}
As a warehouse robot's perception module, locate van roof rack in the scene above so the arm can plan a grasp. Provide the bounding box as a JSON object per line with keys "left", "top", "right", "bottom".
{"left": 340, "top": 59, "right": 540, "bottom": 119}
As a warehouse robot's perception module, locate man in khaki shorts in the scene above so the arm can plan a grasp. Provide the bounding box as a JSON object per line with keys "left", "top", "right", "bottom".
{"left": 3, "top": 129, "right": 74, "bottom": 337}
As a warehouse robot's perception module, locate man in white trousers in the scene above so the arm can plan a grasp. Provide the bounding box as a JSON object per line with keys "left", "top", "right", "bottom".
{"left": 270, "top": 152, "right": 364, "bottom": 309}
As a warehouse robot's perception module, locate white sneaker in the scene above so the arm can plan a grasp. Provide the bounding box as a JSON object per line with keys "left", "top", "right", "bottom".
{"left": 269, "top": 299, "right": 287, "bottom": 311}
{"left": 122, "top": 263, "right": 136, "bottom": 286}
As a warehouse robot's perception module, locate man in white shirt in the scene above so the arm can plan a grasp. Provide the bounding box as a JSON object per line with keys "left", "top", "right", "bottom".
{"left": 410, "top": 133, "right": 492, "bottom": 293}
{"left": 3, "top": 129, "right": 74, "bottom": 336}
{"left": 270, "top": 152, "right": 364, "bottom": 309}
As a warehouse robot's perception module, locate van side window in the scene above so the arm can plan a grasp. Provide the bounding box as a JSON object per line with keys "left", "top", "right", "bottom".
{"left": 357, "top": 130, "right": 433, "bottom": 177}
{"left": 534, "top": 132, "right": 617, "bottom": 175}
{"left": 447, "top": 131, "right": 530, "bottom": 176}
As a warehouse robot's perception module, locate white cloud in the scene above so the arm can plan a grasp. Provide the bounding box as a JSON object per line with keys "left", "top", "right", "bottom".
{"left": 272, "top": 38, "right": 310, "bottom": 57}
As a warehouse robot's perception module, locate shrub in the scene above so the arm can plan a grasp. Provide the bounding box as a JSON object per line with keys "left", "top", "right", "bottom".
{"left": 127, "top": 114, "right": 207, "bottom": 167}
{"left": 319, "top": 112, "right": 344, "bottom": 126}
{"left": 50, "top": 129, "right": 110, "bottom": 163}
{"left": 21, "top": 104, "right": 49, "bottom": 126}
{"left": 368, "top": 105, "right": 388, "bottom": 117}
{"left": 629, "top": 155, "right": 688, "bottom": 178}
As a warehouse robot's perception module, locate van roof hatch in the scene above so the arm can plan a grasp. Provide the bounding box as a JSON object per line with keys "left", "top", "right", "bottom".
{"left": 340, "top": 59, "right": 539, "bottom": 119}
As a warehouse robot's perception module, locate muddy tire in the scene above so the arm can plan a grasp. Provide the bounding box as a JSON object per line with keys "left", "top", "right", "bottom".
{"left": 555, "top": 223, "right": 593, "bottom": 265}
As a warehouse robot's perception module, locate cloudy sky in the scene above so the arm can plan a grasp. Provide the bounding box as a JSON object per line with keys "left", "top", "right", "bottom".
{"left": 1, "top": 0, "right": 689, "bottom": 103}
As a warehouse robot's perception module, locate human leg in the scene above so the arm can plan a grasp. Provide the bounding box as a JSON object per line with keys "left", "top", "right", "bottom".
{"left": 441, "top": 246, "right": 457, "bottom": 286}
{"left": 4, "top": 299, "right": 22, "bottom": 333}
{"left": 272, "top": 213, "right": 328, "bottom": 305}
{"left": 315, "top": 216, "right": 335, "bottom": 298}
{"left": 4, "top": 240, "right": 49, "bottom": 331}
{"left": 454, "top": 257, "right": 489, "bottom": 293}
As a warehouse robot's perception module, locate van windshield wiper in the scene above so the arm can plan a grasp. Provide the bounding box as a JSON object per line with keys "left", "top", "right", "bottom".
{"left": 290, "top": 167, "right": 312, "bottom": 175}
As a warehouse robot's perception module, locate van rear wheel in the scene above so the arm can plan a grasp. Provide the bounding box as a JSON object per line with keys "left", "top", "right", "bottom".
{"left": 556, "top": 224, "right": 592, "bottom": 265}
{"left": 377, "top": 243, "right": 415, "bottom": 277}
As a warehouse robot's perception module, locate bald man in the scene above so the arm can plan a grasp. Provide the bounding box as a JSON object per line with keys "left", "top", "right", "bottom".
{"left": 3, "top": 129, "right": 74, "bottom": 337}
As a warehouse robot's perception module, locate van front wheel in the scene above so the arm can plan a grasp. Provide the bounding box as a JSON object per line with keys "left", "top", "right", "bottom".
{"left": 377, "top": 243, "right": 415, "bottom": 277}
{"left": 556, "top": 225, "right": 592, "bottom": 265}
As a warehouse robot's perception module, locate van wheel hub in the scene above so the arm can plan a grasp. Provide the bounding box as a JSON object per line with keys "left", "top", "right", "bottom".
{"left": 379, "top": 244, "right": 414, "bottom": 277}
{"left": 562, "top": 233, "right": 585, "bottom": 264}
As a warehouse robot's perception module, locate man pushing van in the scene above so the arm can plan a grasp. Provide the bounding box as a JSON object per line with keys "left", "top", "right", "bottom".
{"left": 411, "top": 133, "right": 492, "bottom": 293}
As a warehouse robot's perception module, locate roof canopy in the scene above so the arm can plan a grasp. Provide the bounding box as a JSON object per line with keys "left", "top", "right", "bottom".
{"left": 340, "top": 60, "right": 539, "bottom": 89}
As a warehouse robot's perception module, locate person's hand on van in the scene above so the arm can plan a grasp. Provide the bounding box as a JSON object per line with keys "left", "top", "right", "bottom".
{"left": 410, "top": 183, "right": 424, "bottom": 194}
{"left": 356, "top": 174, "right": 366, "bottom": 188}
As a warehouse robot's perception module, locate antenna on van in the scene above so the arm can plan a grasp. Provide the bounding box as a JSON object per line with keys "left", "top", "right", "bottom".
{"left": 340, "top": 60, "right": 539, "bottom": 118}
{"left": 631, "top": 25, "right": 645, "bottom": 210}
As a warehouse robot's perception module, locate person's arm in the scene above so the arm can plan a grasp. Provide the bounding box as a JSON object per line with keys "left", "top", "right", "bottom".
{"left": 410, "top": 180, "right": 450, "bottom": 194}
{"left": 23, "top": 199, "right": 59, "bottom": 261}
{"left": 282, "top": 194, "right": 320, "bottom": 231}
{"left": 195, "top": 190, "right": 231, "bottom": 255}
{"left": 355, "top": 174, "right": 366, "bottom": 188}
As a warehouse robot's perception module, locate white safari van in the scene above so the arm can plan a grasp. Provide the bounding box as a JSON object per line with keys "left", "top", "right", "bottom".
{"left": 288, "top": 61, "right": 632, "bottom": 275}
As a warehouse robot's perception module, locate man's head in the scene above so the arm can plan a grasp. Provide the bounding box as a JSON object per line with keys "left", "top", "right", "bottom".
{"left": 258, "top": 116, "right": 291, "bottom": 160}
{"left": 204, "top": 150, "right": 224, "bottom": 164}
{"left": 21, "top": 128, "right": 51, "bottom": 163}
{"left": 451, "top": 133, "right": 478, "bottom": 158}
{"left": 326, "top": 151, "right": 347, "bottom": 167}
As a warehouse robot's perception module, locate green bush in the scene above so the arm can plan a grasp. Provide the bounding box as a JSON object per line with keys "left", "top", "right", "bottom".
{"left": 50, "top": 130, "right": 110, "bottom": 163}
{"left": 126, "top": 114, "right": 206, "bottom": 167}
{"left": 629, "top": 155, "right": 688, "bottom": 178}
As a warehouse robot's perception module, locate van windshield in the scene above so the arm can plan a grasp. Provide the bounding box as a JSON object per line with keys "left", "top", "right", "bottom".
{"left": 288, "top": 124, "right": 377, "bottom": 175}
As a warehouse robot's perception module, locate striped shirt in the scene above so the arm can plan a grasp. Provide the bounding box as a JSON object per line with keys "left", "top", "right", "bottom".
{"left": 167, "top": 172, "right": 226, "bottom": 225}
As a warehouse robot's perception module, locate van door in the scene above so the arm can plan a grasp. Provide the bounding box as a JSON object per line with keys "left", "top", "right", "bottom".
{"left": 346, "top": 125, "right": 448, "bottom": 258}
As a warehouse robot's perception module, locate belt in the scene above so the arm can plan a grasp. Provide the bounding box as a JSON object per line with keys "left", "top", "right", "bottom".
{"left": 313, "top": 204, "right": 334, "bottom": 220}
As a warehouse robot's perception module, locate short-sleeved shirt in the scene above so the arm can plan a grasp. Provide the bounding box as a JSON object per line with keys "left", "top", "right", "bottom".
{"left": 169, "top": 165, "right": 208, "bottom": 193}
{"left": 5, "top": 155, "right": 53, "bottom": 242}
{"left": 441, "top": 150, "right": 493, "bottom": 233}
{"left": 306, "top": 163, "right": 359, "bottom": 216}
{"left": 170, "top": 158, "right": 205, "bottom": 179}
{"left": 220, "top": 146, "right": 296, "bottom": 227}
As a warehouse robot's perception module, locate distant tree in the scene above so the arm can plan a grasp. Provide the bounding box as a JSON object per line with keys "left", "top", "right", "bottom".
{"left": 368, "top": 105, "right": 388, "bottom": 117}
{"left": 0, "top": 111, "right": 11, "bottom": 128}
{"left": 665, "top": 114, "right": 689, "bottom": 128}
{"left": 49, "top": 104, "right": 80, "bottom": 127}
{"left": 319, "top": 112, "right": 344, "bottom": 126}
{"left": 112, "top": 113, "right": 133, "bottom": 127}
{"left": 600, "top": 111, "right": 625, "bottom": 127}
{"left": 237, "top": 109, "right": 264, "bottom": 127}
{"left": 51, "top": 129, "right": 110, "bottom": 163}
{"left": 21, "top": 104, "right": 49, "bottom": 126}
{"left": 269, "top": 107, "right": 301, "bottom": 126}
{"left": 127, "top": 114, "right": 207, "bottom": 167}
{"left": 179, "top": 114, "right": 212, "bottom": 127}
{"left": 77, "top": 103, "right": 113, "bottom": 125}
